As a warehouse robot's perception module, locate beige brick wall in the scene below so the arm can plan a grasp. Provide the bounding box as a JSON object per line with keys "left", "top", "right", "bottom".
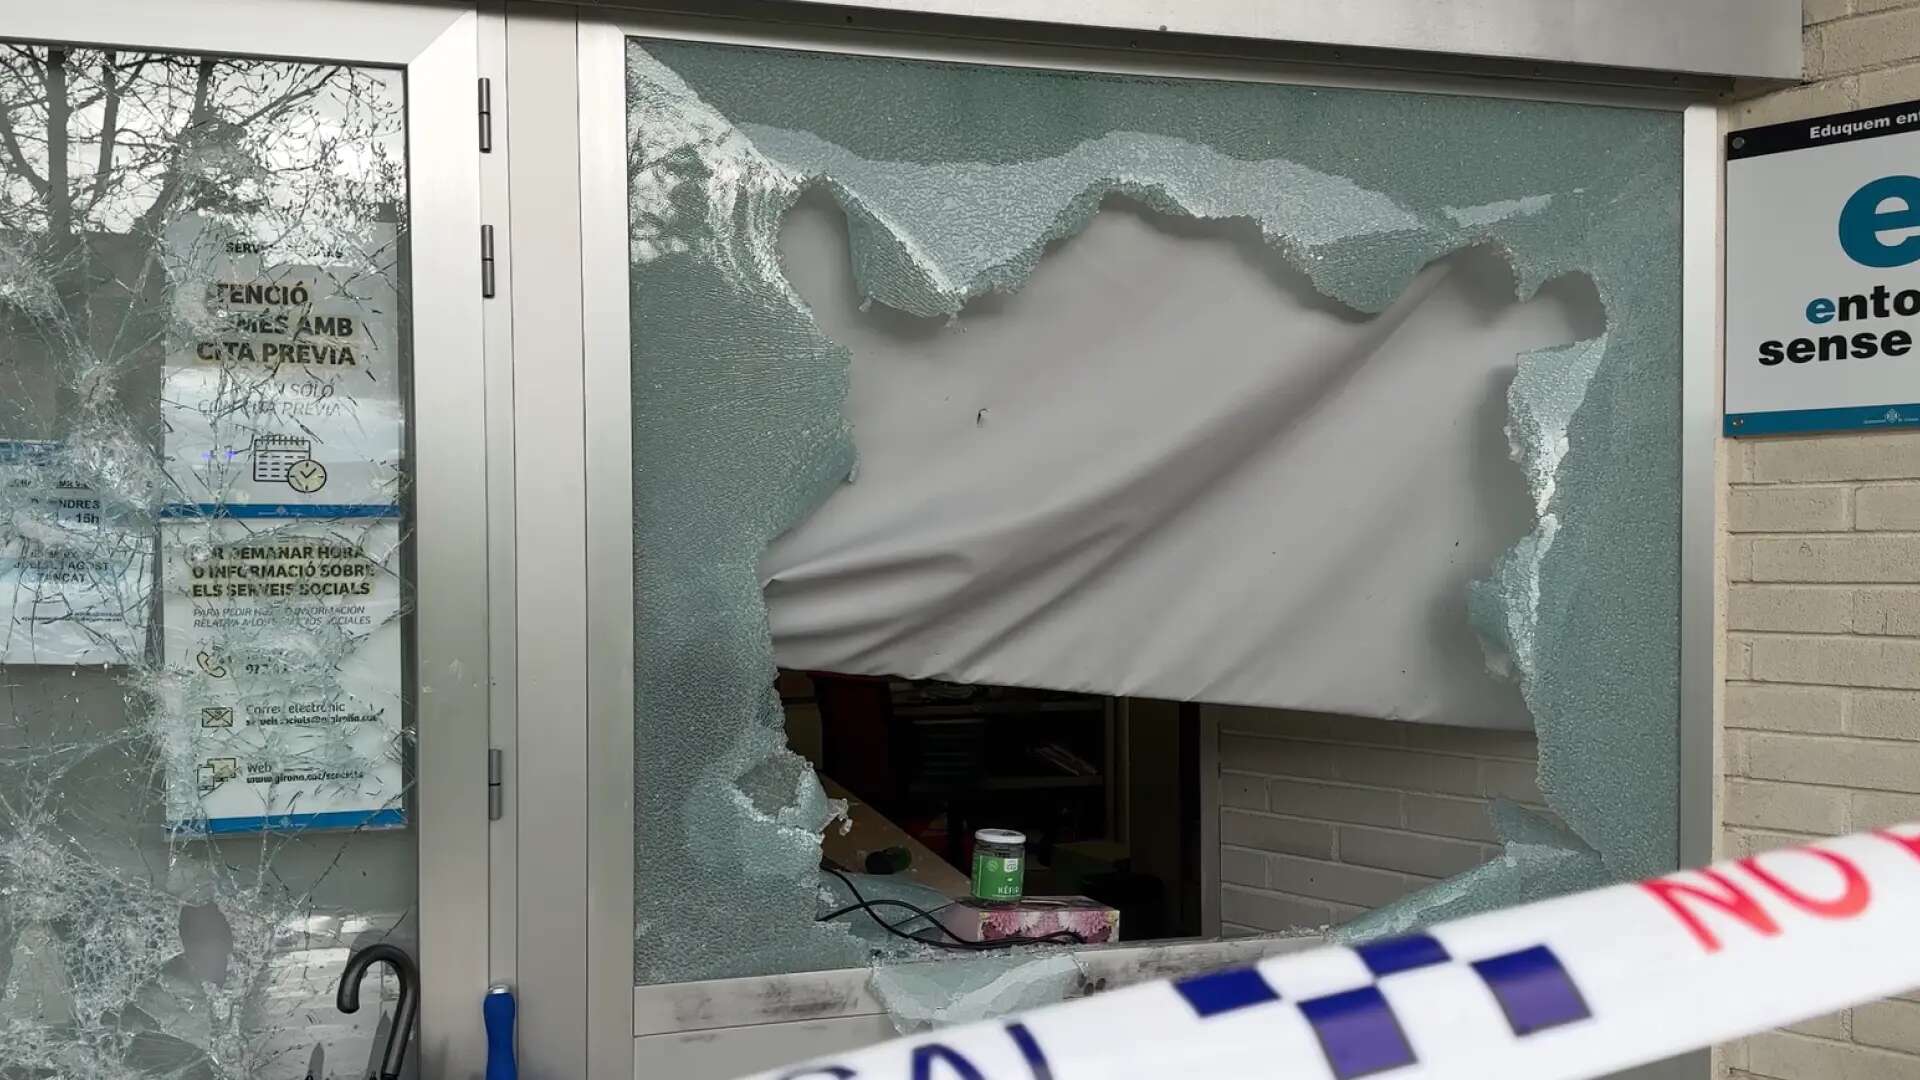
{"left": 1736, "top": 0, "right": 1920, "bottom": 129}
{"left": 1720, "top": 4, "right": 1920, "bottom": 1077}
{"left": 1210, "top": 706, "right": 1541, "bottom": 934}
{"left": 1725, "top": 436, "right": 1920, "bottom": 1078}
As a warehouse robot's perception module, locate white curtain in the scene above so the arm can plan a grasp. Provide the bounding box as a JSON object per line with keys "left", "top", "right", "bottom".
{"left": 763, "top": 199, "right": 1600, "bottom": 729}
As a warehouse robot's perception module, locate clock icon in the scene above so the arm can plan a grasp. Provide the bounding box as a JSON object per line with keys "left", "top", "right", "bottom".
{"left": 287, "top": 458, "right": 329, "bottom": 494}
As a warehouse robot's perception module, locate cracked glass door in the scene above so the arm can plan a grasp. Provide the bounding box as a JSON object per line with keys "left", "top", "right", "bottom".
{"left": 0, "top": 39, "right": 426, "bottom": 1079}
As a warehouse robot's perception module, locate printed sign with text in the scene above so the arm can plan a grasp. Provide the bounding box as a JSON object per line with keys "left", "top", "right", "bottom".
{"left": 0, "top": 440, "right": 153, "bottom": 665}
{"left": 159, "top": 518, "right": 405, "bottom": 832}
{"left": 1727, "top": 99, "right": 1920, "bottom": 435}
{"left": 161, "top": 214, "right": 403, "bottom": 511}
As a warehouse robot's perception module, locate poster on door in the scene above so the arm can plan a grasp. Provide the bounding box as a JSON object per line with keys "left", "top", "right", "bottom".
{"left": 0, "top": 440, "right": 154, "bottom": 665}
{"left": 160, "top": 213, "right": 404, "bottom": 514}
{"left": 159, "top": 517, "right": 406, "bottom": 833}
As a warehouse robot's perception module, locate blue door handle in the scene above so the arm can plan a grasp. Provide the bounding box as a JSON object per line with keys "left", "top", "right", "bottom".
{"left": 484, "top": 984, "right": 517, "bottom": 1080}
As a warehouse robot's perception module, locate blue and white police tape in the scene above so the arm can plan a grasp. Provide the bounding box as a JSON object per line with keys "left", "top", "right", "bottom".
{"left": 745, "top": 825, "right": 1920, "bottom": 1080}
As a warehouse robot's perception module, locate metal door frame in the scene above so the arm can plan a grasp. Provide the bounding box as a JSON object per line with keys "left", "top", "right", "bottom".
{"left": 656, "top": 0, "right": 1802, "bottom": 80}
{"left": 0, "top": 4, "right": 1731, "bottom": 1078}
{"left": 0, "top": 4, "right": 493, "bottom": 1076}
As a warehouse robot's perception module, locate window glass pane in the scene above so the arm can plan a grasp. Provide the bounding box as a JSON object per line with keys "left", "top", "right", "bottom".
{"left": 0, "top": 44, "right": 414, "bottom": 1078}
{"left": 626, "top": 39, "right": 1680, "bottom": 990}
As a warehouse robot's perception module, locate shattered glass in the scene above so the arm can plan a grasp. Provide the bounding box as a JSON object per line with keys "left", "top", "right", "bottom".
{"left": 627, "top": 37, "right": 1679, "bottom": 988}
{"left": 1, "top": 45, "right": 417, "bottom": 1078}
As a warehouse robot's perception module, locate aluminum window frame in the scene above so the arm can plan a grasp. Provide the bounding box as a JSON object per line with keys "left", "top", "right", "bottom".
{"left": 552, "top": 8, "right": 1726, "bottom": 1077}
{"left": 0, "top": 3, "right": 491, "bottom": 1078}
{"left": 608, "top": 0, "right": 1801, "bottom": 81}
{"left": 0, "top": 4, "right": 1727, "bottom": 1078}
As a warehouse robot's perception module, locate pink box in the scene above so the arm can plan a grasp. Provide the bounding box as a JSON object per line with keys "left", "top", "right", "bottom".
{"left": 935, "top": 896, "right": 1120, "bottom": 945}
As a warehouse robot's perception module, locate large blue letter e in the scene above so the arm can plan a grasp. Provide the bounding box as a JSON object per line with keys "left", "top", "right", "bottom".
{"left": 1839, "top": 175, "right": 1920, "bottom": 268}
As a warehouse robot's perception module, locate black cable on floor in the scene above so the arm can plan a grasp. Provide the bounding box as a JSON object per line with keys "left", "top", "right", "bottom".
{"left": 818, "top": 865, "right": 1086, "bottom": 951}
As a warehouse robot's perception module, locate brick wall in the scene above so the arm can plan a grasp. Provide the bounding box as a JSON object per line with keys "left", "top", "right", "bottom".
{"left": 1757, "top": 0, "right": 1920, "bottom": 127}
{"left": 1724, "top": 436, "right": 1920, "bottom": 1077}
{"left": 1717, "top": 3, "right": 1920, "bottom": 1077}
{"left": 1210, "top": 706, "right": 1542, "bottom": 934}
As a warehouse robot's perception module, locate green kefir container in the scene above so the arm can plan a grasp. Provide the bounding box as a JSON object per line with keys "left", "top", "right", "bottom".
{"left": 971, "top": 828, "right": 1027, "bottom": 902}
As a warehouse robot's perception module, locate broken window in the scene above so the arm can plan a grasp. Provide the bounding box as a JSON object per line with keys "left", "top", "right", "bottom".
{"left": 1, "top": 44, "right": 416, "bottom": 1079}
{"left": 626, "top": 35, "right": 1682, "bottom": 1004}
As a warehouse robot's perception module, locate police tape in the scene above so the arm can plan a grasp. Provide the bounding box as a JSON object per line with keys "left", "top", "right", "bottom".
{"left": 743, "top": 825, "right": 1920, "bottom": 1080}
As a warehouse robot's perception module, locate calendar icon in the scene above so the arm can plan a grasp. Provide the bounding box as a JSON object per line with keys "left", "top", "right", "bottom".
{"left": 252, "top": 434, "right": 312, "bottom": 484}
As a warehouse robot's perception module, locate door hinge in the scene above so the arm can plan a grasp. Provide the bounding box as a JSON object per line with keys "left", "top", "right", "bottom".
{"left": 478, "top": 77, "right": 493, "bottom": 153}
{"left": 480, "top": 224, "right": 496, "bottom": 298}
{"left": 488, "top": 747, "right": 505, "bottom": 821}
